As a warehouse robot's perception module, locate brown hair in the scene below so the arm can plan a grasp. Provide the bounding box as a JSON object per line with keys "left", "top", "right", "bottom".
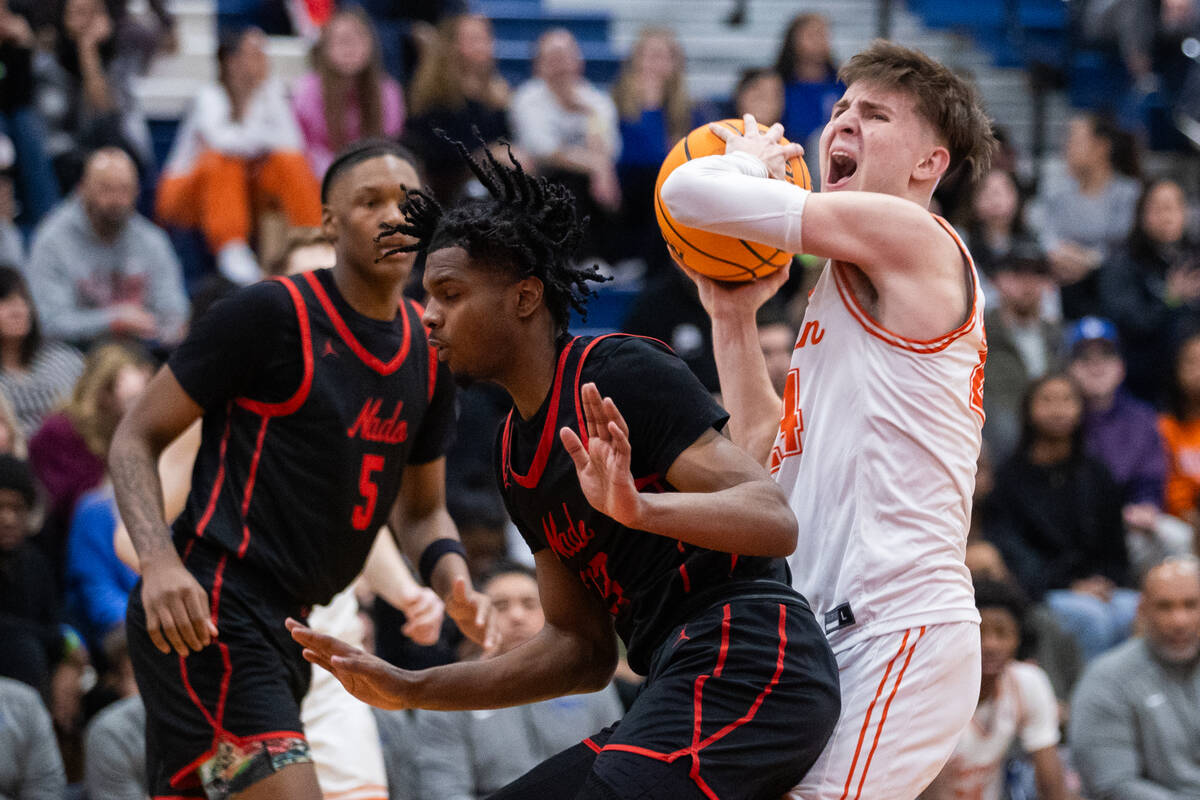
{"left": 773, "top": 13, "right": 836, "bottom": 81}
{"left": 64, "top": 342, "right": 152, "bottom": 458}
{"left": 408, "top": 14, "right": 507, "bottom": 116}
{"left": 267, "top": 227, "right": 333, "bottom": 276}
{"left": 838, "top": 40, "right": 996, "bottom": 182}
{"left": 611, "top": 27, "right": 692, "bottom": 144}
{"left": 311, "top": 8, "right": 387, "bottom": 154}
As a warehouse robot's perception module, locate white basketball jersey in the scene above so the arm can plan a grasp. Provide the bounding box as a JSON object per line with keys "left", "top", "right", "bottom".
{"left": 772, "top": 217, "right": 985, "bottom": 652}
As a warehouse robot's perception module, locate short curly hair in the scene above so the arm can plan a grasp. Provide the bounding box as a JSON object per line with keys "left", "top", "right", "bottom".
{"left": 378, "top": 136, "right": 608, "bottom": 333}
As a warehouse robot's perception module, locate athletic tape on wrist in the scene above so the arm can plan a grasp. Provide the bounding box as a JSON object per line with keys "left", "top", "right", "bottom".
{"left": 418, "top": 538, "right": 468, "bottom": 586}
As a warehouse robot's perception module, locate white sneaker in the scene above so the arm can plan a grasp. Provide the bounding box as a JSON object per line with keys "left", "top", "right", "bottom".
{"left": 217, "top": 241, "right": 261, "bottom": 286}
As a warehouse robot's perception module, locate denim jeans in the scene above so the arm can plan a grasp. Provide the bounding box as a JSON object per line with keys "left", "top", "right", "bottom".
{"left": 1045, "top": 586, "right": 1140, "bottom": 662}
{"left": 0, "top": 107, "right": 61, "bottom": 230}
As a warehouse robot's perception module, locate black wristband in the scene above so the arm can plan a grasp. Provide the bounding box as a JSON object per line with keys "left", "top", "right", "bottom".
{"left": 418, "top": 538, "right": 468, "bottom": 587}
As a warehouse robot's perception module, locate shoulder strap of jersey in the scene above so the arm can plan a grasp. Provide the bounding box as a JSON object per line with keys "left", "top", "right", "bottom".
{"left": 300, "top": 270, "right": 413, "bottom": 375}
{"left": 234, "top": 275, "right": 314, "bottom": 417}
{"left": 500, "top": 336, "right": 582, "bottom": 489}
{"left": 572, "top": 333, "right": 672, "bottom": 449}
{"left": 405, "top": 298, "right": 439, "bottom": 403}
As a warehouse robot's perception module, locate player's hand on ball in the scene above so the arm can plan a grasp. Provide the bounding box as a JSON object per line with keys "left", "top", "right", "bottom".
{"left": 286, "top": 618, "right": 416, "bottom": 710}
{"left": 676, "top": 253, "right": 792, "bottom": 323}
{"left": 399, "top": 586, "right": 445, "bottom": 647}
{"left": 445, "top": 577, "right": 500, "bottom": 655}
{"left": 141, "top": 553, "right": 219, "bottom": 656}
{"left": 710, "top": 113, "right": 805, "bottom": 181}
{"left": 560, "top": 383, "right": 642, "bottom": 528}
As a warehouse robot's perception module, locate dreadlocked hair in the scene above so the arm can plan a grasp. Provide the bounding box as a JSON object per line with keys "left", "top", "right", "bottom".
{"left": 379, "top": 135, "right": 609, "bottom": 332}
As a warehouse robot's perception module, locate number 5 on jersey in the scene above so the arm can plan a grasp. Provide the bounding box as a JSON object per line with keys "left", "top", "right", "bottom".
{"left": 770, "top": 369, "right": 804, "bottom": 474}
{"left": 352, "top": 454, "right": 385, "bottom": 530}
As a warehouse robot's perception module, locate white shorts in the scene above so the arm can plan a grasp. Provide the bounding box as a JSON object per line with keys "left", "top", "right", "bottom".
{"left": 302, "top": 588, "right": 388, "bottom": 800}
{"left": 302, "top": 661, "right": 389, "bottom": 800}
{"left": 789, "top": 621, "right": 980, "bottom": 800}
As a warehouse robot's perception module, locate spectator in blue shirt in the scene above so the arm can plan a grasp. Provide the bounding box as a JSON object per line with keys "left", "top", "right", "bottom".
{"left": 773, "top": 13, "right": 842, "bottom": 152}
{"left": 66, "top": 483, "right": 137, "bottom": 653}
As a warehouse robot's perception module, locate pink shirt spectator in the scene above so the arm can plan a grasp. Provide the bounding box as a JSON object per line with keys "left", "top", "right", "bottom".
{"left": 292, "top": 71, "right": 405, "bottom": 177}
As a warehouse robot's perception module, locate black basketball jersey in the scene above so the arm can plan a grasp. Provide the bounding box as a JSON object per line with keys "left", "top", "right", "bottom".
{"left": 168, "top": 269, "right": 455, "bottom": 607}
{"left": 498, "top": 334, "right": 790, "bottom": 674}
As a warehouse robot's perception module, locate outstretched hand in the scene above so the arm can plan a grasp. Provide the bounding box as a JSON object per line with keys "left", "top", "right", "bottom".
{"left": 560, "top": 383, "right": 642, "bottom": 527}
{"left": 710, "top": 113, "right": 805, "bottom": 181}
{"left": 286, "top": 618, "right": 416, "bottom": 710}
{"left": 444, "top": 577, "right": 500, "bottom": 655}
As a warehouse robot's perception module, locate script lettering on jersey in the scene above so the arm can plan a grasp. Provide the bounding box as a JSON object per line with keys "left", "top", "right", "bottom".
{"left": 795, "top": 320, "right": 825, "bottom": 349}
{"left": 346, "top": 398, "right": 409, "bottom": 444}
{"left": 581, "top": 552, "right": 629, "bottom": 616}
{"left": 542, "top": 502, "right": 595, "bottom": 558}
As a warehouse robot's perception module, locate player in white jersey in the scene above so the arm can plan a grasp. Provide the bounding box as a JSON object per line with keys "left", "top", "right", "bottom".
{"left": 660, "top": 41, "right": 997, "bottom": 799}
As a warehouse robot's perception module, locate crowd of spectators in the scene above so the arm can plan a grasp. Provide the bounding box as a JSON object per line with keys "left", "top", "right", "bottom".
{"left": 0, "top": 0, "right": 1198, "bottom": 798}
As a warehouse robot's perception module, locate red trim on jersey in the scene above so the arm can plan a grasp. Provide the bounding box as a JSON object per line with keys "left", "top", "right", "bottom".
{"left": 182, "top": 539, "right": 195, "bottom": 562}
{"left": 583, "top": 737, "right": 602, "bottom": 753}
{"left": 853, "top": 626, "right": 926, "bottom": 799}
{"left": 235, "top": 276, "right": 314, "bottom": 417}
{"left": 729, "top": 554, "right": 738, "bottom": 574}
{"left": 678, "top": 563, "right": 691, "bottom": 593}
{"left": 196, "top": 413, "right": 232, "bottom": 537}
{"left": 831, "top": 215, "right": 979, "bottom": 355}
{"left": 427, "top": 345, "right": 438, "bottom": 403}
{"left": 713, "top": 604, "right": 731, "bottom": 677}
{"left": 838, "top": 628, "right": 913, "bottom": 800}
{"left": 571, "top": 333, "right": 672, "bottom": 448}
{"left": 501, "top": 338, "right": 579, "bottom": 488}
{"left": 177, "top": 655, "right": 219, "bottom": 732}
{"left": 303, "top": 271, "right": 411, "bottom": 375}
{"left": 237, "top": 416, "right": 270, "bottom": 558}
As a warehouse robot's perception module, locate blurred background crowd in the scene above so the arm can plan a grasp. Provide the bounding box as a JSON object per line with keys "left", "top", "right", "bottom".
{"left": 2, "top": 0, "right": 1200, "bottom": 798}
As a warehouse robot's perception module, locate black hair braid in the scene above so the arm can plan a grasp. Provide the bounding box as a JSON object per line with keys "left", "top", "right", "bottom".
{"left": 377, "top": 132, "right": 609, "bottom": 330}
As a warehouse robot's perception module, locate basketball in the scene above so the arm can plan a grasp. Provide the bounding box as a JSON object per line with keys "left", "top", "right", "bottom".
{"left": 654, "top": 118, "right": 811, "bottom": 282}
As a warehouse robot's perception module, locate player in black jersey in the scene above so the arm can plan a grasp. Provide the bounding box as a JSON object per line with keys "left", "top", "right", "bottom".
{"left": 289, "top": 142, "right": 841, "bottom": 800}
{"left": 109, "top": 140, "right": 497, "bottom": 800}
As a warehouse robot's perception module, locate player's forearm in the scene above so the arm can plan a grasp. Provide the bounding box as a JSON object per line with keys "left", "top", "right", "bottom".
{"left": 710, "top": 312, "right": 783, "bottom": 464}
{"left": 108, "top": 423, "right": 175, "bottom": 567}
{"left": 631, "top": 477, "right": 796, "bottom": 557}
{"left": 405, "top": 624, "right": 615, "bottom": 710}
{"left": 395, "top": 506, "right": 469, "bottom": 600}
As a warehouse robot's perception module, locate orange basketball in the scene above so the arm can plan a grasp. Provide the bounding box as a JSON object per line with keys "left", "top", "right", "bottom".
{"left": 654, "top": 118, "right": 811, "bottom": 282}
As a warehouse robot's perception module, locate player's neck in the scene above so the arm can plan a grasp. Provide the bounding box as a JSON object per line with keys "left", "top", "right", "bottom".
{"left": 331, "top": 264, "right": 403, "bottom": 321}
{"left": 498, "top": 325, "right": 563, "bottom": 421}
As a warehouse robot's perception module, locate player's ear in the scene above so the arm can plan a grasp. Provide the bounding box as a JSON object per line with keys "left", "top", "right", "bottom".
{"left": 914, "top": 145, "right": 951, "bottom": 183}
{"left": 320, "top": 205, "right": 337, "bottom": 242}
{"left": 513, "top": 276, "right": 545, "bottom": 320}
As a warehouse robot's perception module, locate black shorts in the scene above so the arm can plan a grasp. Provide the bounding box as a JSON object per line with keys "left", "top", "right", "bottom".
{"left": 490, "top": 594, "right": 841, "bottom": 800}
{"left": 126, "top": 541, "right": 314, "bottom": 800}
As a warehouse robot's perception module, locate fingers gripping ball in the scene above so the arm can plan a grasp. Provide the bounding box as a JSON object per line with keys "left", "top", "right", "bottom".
{"left": 655, "top": 118, "right": 811, "bottom": 282}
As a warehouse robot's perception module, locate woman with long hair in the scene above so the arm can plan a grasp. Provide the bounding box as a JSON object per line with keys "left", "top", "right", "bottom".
{"left": 292, "top": 9, "right": 404, "bottom": 177}
{"left": 404, "top": 13, "right": 511, "bottom": 202}
{"left": 0, "top": 265, "right": 83, "bottom": 438}
{"left": 986, "top": 373, "right": 1136, "bottom": 662}
{"left": 610, "top": 26, "right": 694, "bottom": 273}
{"left": 961, "top": 166, "right": 1039, "bottom": 276}
{"left": 155, "top": 26, "right": 322, "bottom": 285}
{"left": 1100, "top": 177, "right": 1200, "bottom": 403}
{"left": 28, "top": 341, "right": 150, "bottom": 576}
{"left": 772, "top": 13, "right": 841, "bottom": 149}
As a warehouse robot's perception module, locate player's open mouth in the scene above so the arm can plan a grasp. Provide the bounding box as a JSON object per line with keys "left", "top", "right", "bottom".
{"left": 827, "top": 150, "right": 858, "bottom": 188}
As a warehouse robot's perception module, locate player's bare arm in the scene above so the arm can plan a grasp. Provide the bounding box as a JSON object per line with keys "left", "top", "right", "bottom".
{"left": 561, "top": 381, "right": 797, "bottom": 556}
{"left": 109, "top": 366, "right": 216, "bottom": 656}
{"left": 287, "top": 548, "right": 618, "bottom": 711}
{"left": 389, "top": 456, "right": 498, "bottom": 651}
{"left": 362, "top": 529, "right": 445, "bottom": 647}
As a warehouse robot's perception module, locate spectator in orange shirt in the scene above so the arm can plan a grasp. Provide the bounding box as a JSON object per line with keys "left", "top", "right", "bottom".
{"left": 1160, "top": 331, "right": 1200, "bottom": 529}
